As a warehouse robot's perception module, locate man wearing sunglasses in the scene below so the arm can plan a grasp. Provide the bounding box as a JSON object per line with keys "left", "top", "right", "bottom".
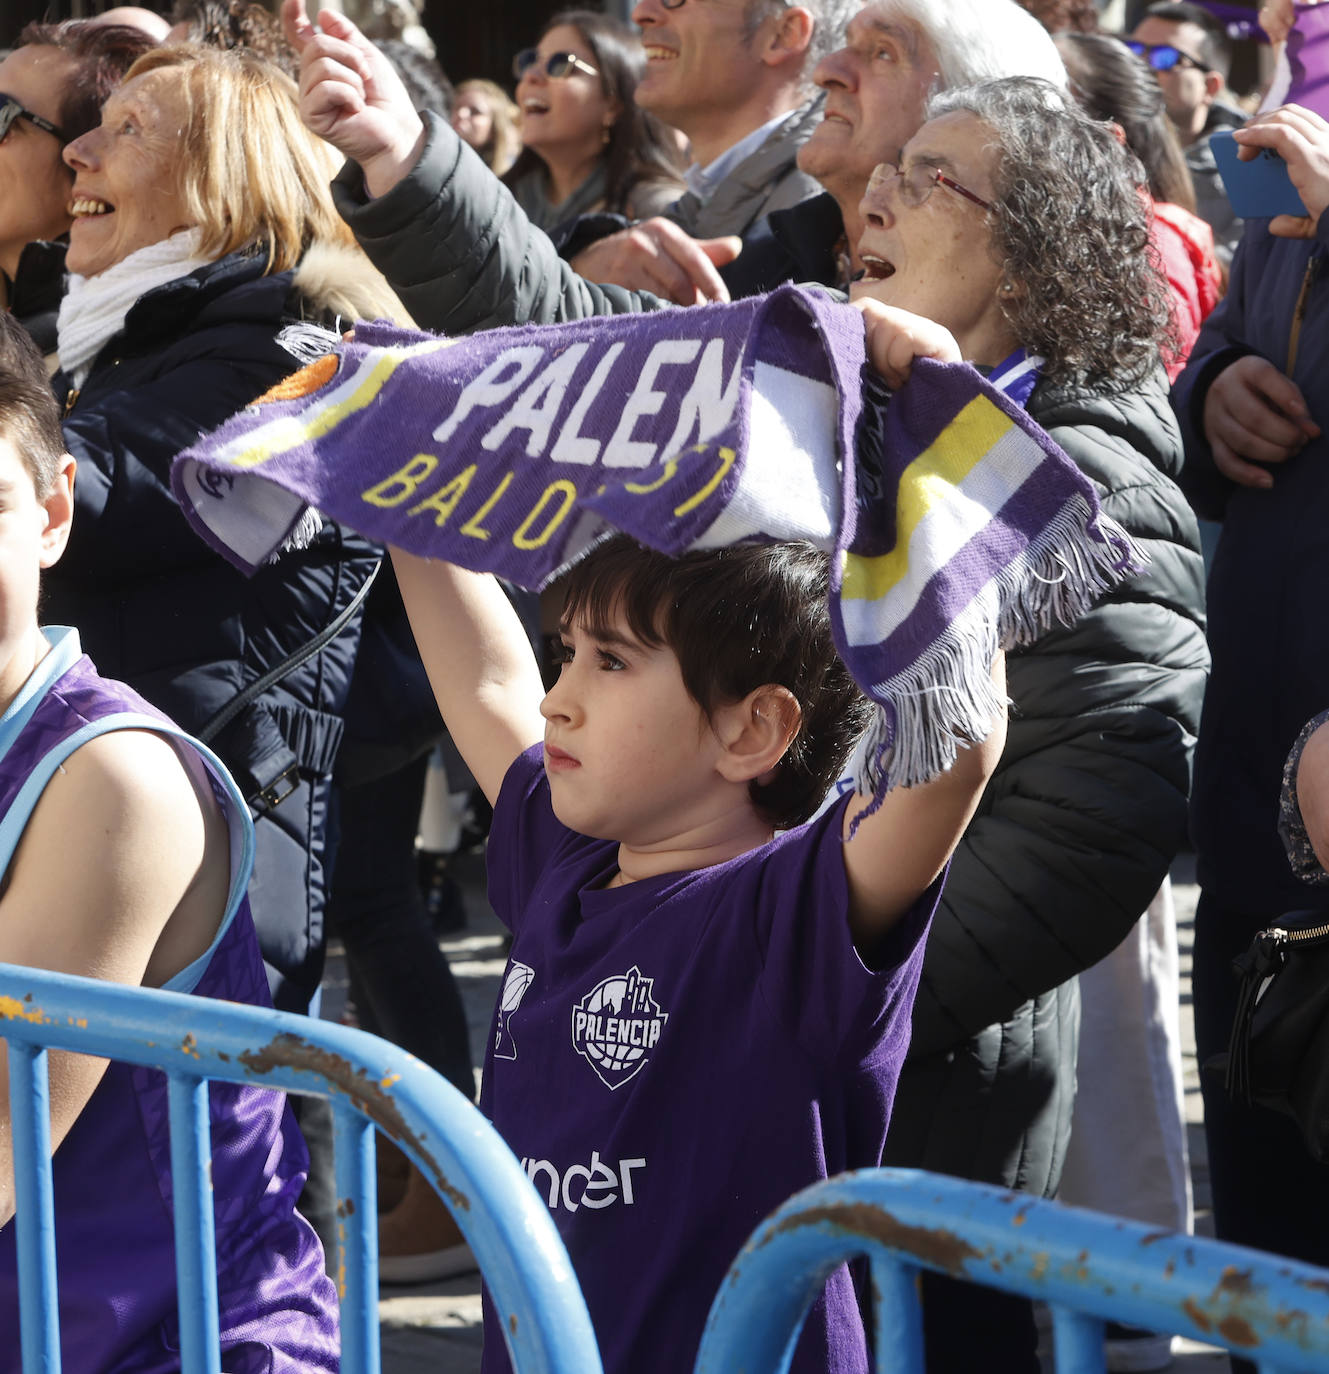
{"left": 0, "top": 21, "right": 154, "bottom": 362}
{"left": 1129, "top": 1, "right": 1245, "bottom": 263}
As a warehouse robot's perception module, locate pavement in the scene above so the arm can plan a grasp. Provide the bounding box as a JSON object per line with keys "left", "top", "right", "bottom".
{"left": 318, "top": 851, "right": 1232, "bottom": 1373}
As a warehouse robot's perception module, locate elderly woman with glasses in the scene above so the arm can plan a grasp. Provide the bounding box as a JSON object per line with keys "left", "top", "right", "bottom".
{"left": 846, "top": 78, "right": 1206, "bottom": 1370}
{"left": 0, "top": 21, "right": 154, "bottom": 360}
{"left": 503, "top": 9, "right": 684, "bottom": 232}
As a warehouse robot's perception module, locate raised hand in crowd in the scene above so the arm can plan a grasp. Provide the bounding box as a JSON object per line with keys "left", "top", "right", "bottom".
{"left": 1260, "top": 0, "right": 1296, "bottom": 45}
{"left": 852, "top": 298, "right": 962, "bottom": 390}
{"left": 1233, "top": 103, "right": 1329, "bottom": 237}
{"left": 569, "top": 218, "right": 741, "bottom": 305}
{"left": 281, "top": 0, "right": 424, "bottom": 195}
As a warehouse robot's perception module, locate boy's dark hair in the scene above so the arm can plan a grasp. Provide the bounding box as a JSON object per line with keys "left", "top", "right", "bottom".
{"left": 560, "top": 538, "right": 872, "bottom": 830}
{"left": 0, "top": 316, "right": 65, "bottom": 499}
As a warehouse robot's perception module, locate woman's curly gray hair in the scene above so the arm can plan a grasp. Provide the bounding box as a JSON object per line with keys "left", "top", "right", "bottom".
{"left": 929, "top": 76, "right": 1175, "bottom": 389}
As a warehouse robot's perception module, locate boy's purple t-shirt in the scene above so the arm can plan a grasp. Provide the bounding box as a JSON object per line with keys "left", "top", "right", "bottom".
{"left": 480, "top": 746, "right": 938, "bottom": 1374}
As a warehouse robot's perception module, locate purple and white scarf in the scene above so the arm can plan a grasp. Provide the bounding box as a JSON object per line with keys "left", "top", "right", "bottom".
{"left": 171, "top": 285, "right": 1142, "bottom": 801}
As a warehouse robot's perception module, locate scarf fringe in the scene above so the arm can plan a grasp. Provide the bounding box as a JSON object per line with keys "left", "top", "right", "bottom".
{"left": 277, "top": 322, "right": 343, "bottom": 367}
{"left": 274, "top": 505, "right": 325, "bottom": 557}
{"left": 850, "top": 505, "right": 1146, "bottom": 822}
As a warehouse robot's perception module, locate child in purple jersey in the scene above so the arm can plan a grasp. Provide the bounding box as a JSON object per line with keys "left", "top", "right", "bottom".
{"left": 393, "top": 531, "right": 1006, "bottom": 1374}
{"left": 0, "top": 317, "right": 338, "bottom": 1369}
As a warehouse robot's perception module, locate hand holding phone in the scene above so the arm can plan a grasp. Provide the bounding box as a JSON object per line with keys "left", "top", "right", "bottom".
{"left": 1210, "top": 129, "right": 1308, "bottom": 217}
{"left": 1221, "top": 105, "right": 1329, "bottom": 236}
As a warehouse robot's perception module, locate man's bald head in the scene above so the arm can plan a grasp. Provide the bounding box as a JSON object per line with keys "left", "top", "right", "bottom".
{"left": 88, "top": 8, "right": 171, "bottom": 43}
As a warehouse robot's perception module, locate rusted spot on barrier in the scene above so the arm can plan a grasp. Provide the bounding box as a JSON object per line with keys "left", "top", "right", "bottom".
{"left": 239, "top": 1032, "right": 470, "bottom": 1212}
{"left": 1163, "top": 1260, "right": 1176, "bottom": 1280}
{"left": 1183, "top": 1298, "right": 1212, "bottom": 1333}
{"left": 1299, "top": 1277, "right": 1329, "bottom": 1296}
{"left": 1217, "top": 1267, "right": 1255, "bottom": 1297}
{"left": 336, "top": 1196, "right": 356, "bottom": 1219}
{"left": 1217, "top": 1315, "right": 1258, "bottom": 1347}
{"left": 182, "top": 1033, "right": 201, "bottom": 1060}
{"left": 763, "top": 1203, "right": 983, "bottom": 1276}
{"left": 0, "top": 994, "right": 47, "bottom": 1024}
{"left": 1139, "top": 1230, "right": 1170, "bottom": 1247}
{"left": 509, "top": 1314, "right": 518, "bottom": 1337}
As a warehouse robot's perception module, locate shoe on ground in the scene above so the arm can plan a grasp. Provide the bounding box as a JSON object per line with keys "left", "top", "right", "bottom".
{"left": 377, "top": 1160, "right": 479, "bottom": 1285}
{"left": 1104, "top": 1323, "right": 1174, "bottom": 1372}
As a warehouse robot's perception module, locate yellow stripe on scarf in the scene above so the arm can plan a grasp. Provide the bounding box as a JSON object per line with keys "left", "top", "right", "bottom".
{"left": 841, "top": 396, "right": 1014, "bottom": 603}
{"left": 221, "top": 338, "right": 458, "bottom": 471}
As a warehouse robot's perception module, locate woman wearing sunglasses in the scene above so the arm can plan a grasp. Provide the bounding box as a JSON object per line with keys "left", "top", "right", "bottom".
{"left": 503, "top": 9, "right": 684, "bottom": 233}
{"left": 0, "top": 20, "right": 152, "bottom": 361}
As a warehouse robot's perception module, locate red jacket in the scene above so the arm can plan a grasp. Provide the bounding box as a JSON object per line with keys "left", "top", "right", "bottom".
{"left": 1150, "top": 198, "right": 1222, "bottom": 381}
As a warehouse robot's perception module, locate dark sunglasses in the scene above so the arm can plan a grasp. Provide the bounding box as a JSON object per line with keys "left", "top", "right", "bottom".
{"left": 1122, "top": 39, "right": 1212, "bottom": 74}
{"left": 512, "top": 49, "right": 599, "bottom": 81}
{"left": 0, "top": 93, "right": 68, "bottom": 145}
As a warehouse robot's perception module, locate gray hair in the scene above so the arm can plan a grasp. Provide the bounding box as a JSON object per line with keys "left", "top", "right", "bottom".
{"left": 923, "top": 76, "right": 1172, "bottom": 388}
{"left": 744, "top": 0, "right": 858, "bottom": 91}
{"left": 882, "top": 0, "right": 1068, "bottom": 91}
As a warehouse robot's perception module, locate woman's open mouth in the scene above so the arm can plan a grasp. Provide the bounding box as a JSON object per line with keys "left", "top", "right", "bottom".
{"left": 860, "top": 253, "right": 895, "bottom": 281}
{"left": 70, "top": 197, "right": 114, "bottom": 219}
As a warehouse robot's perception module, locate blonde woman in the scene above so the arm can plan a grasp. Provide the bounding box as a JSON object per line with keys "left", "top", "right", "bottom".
{"left": 452, "top": 77, "right": 522, "bottom": 175}
{"left": 48, "top": 44, "right": 400, "bottom": 1041}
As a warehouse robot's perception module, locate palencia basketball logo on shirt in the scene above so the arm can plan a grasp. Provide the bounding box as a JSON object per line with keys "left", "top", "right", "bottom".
{"left": 571, "top": 966, "right": 669, "bottom": 1089}
{"left": 494, "top": 960, "right": 536, "bottom": 1061}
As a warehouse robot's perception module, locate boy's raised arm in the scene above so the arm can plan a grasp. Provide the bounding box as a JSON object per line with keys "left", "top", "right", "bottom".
{"left": 390, "top": 550, "right": 547, "bottom": 807}
{"left": 841, "top": 652, "right": 1007, "bottom": 958}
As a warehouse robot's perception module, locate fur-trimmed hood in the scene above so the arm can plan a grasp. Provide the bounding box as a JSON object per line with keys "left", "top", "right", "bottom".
{"left": 293, "top": 238, "right": 413, "bottom": 330}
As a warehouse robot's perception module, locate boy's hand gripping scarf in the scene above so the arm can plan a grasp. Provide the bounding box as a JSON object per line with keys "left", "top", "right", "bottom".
{"left": 172, "top": 285, "right": 1143, "bottom": 804}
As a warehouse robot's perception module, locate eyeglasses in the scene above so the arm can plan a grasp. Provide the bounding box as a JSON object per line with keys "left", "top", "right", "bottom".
{"left": 512, "top": 49, "right": 600, "bottom": 81}
{"left": 0, "top": 93, "right": 68, "bottom": 145}
{"left": 1122, "top": 39, "right": 1212, "bottom": 74}
{"left": 866, "top": 160, "right": 993, "bottom": 212}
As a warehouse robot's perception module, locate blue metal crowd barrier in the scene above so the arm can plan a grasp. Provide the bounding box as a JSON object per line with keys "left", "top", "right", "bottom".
{"left": 12, "top": 961, "right": 1329, "bottom": 1374}
{"left": 0, "top": 960, "right": 602, "bottom": 1374}
{"left": 697, "top": 1168, "right": 1329, "bottom": 1374}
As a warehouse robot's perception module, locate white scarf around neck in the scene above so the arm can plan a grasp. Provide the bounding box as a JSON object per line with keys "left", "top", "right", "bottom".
{"left": 56, "top": 228, "right": 212, "bottom": 387}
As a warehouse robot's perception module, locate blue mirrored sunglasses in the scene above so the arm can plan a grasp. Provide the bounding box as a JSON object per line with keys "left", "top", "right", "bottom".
{"left": 1123, "top": 38, "right": 1212, "bottom": 73}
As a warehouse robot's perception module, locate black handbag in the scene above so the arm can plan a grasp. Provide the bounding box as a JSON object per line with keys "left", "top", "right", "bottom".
{"left": 1209, "top": 909, "right": 1329, "bottom": 1162}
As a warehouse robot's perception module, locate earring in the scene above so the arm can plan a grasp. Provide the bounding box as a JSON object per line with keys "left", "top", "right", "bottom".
{"left": 602, "top": 125, "right": 612, "bottom": 146}
{"left": 1000, "top": 281, "right": 1015, "bottom": 295}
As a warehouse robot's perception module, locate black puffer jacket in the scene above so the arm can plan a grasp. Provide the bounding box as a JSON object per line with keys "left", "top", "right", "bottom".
{"left": 47, "top": 249, "right": 379, "bottom": 1012}
{"left": 884, "top": 369, "right": 1208, "bottom": 1194}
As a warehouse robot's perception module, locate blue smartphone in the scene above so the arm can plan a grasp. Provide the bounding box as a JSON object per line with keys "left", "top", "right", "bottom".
{"left": 1210, "top": 129, "right": 1308, "bottom": 218}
